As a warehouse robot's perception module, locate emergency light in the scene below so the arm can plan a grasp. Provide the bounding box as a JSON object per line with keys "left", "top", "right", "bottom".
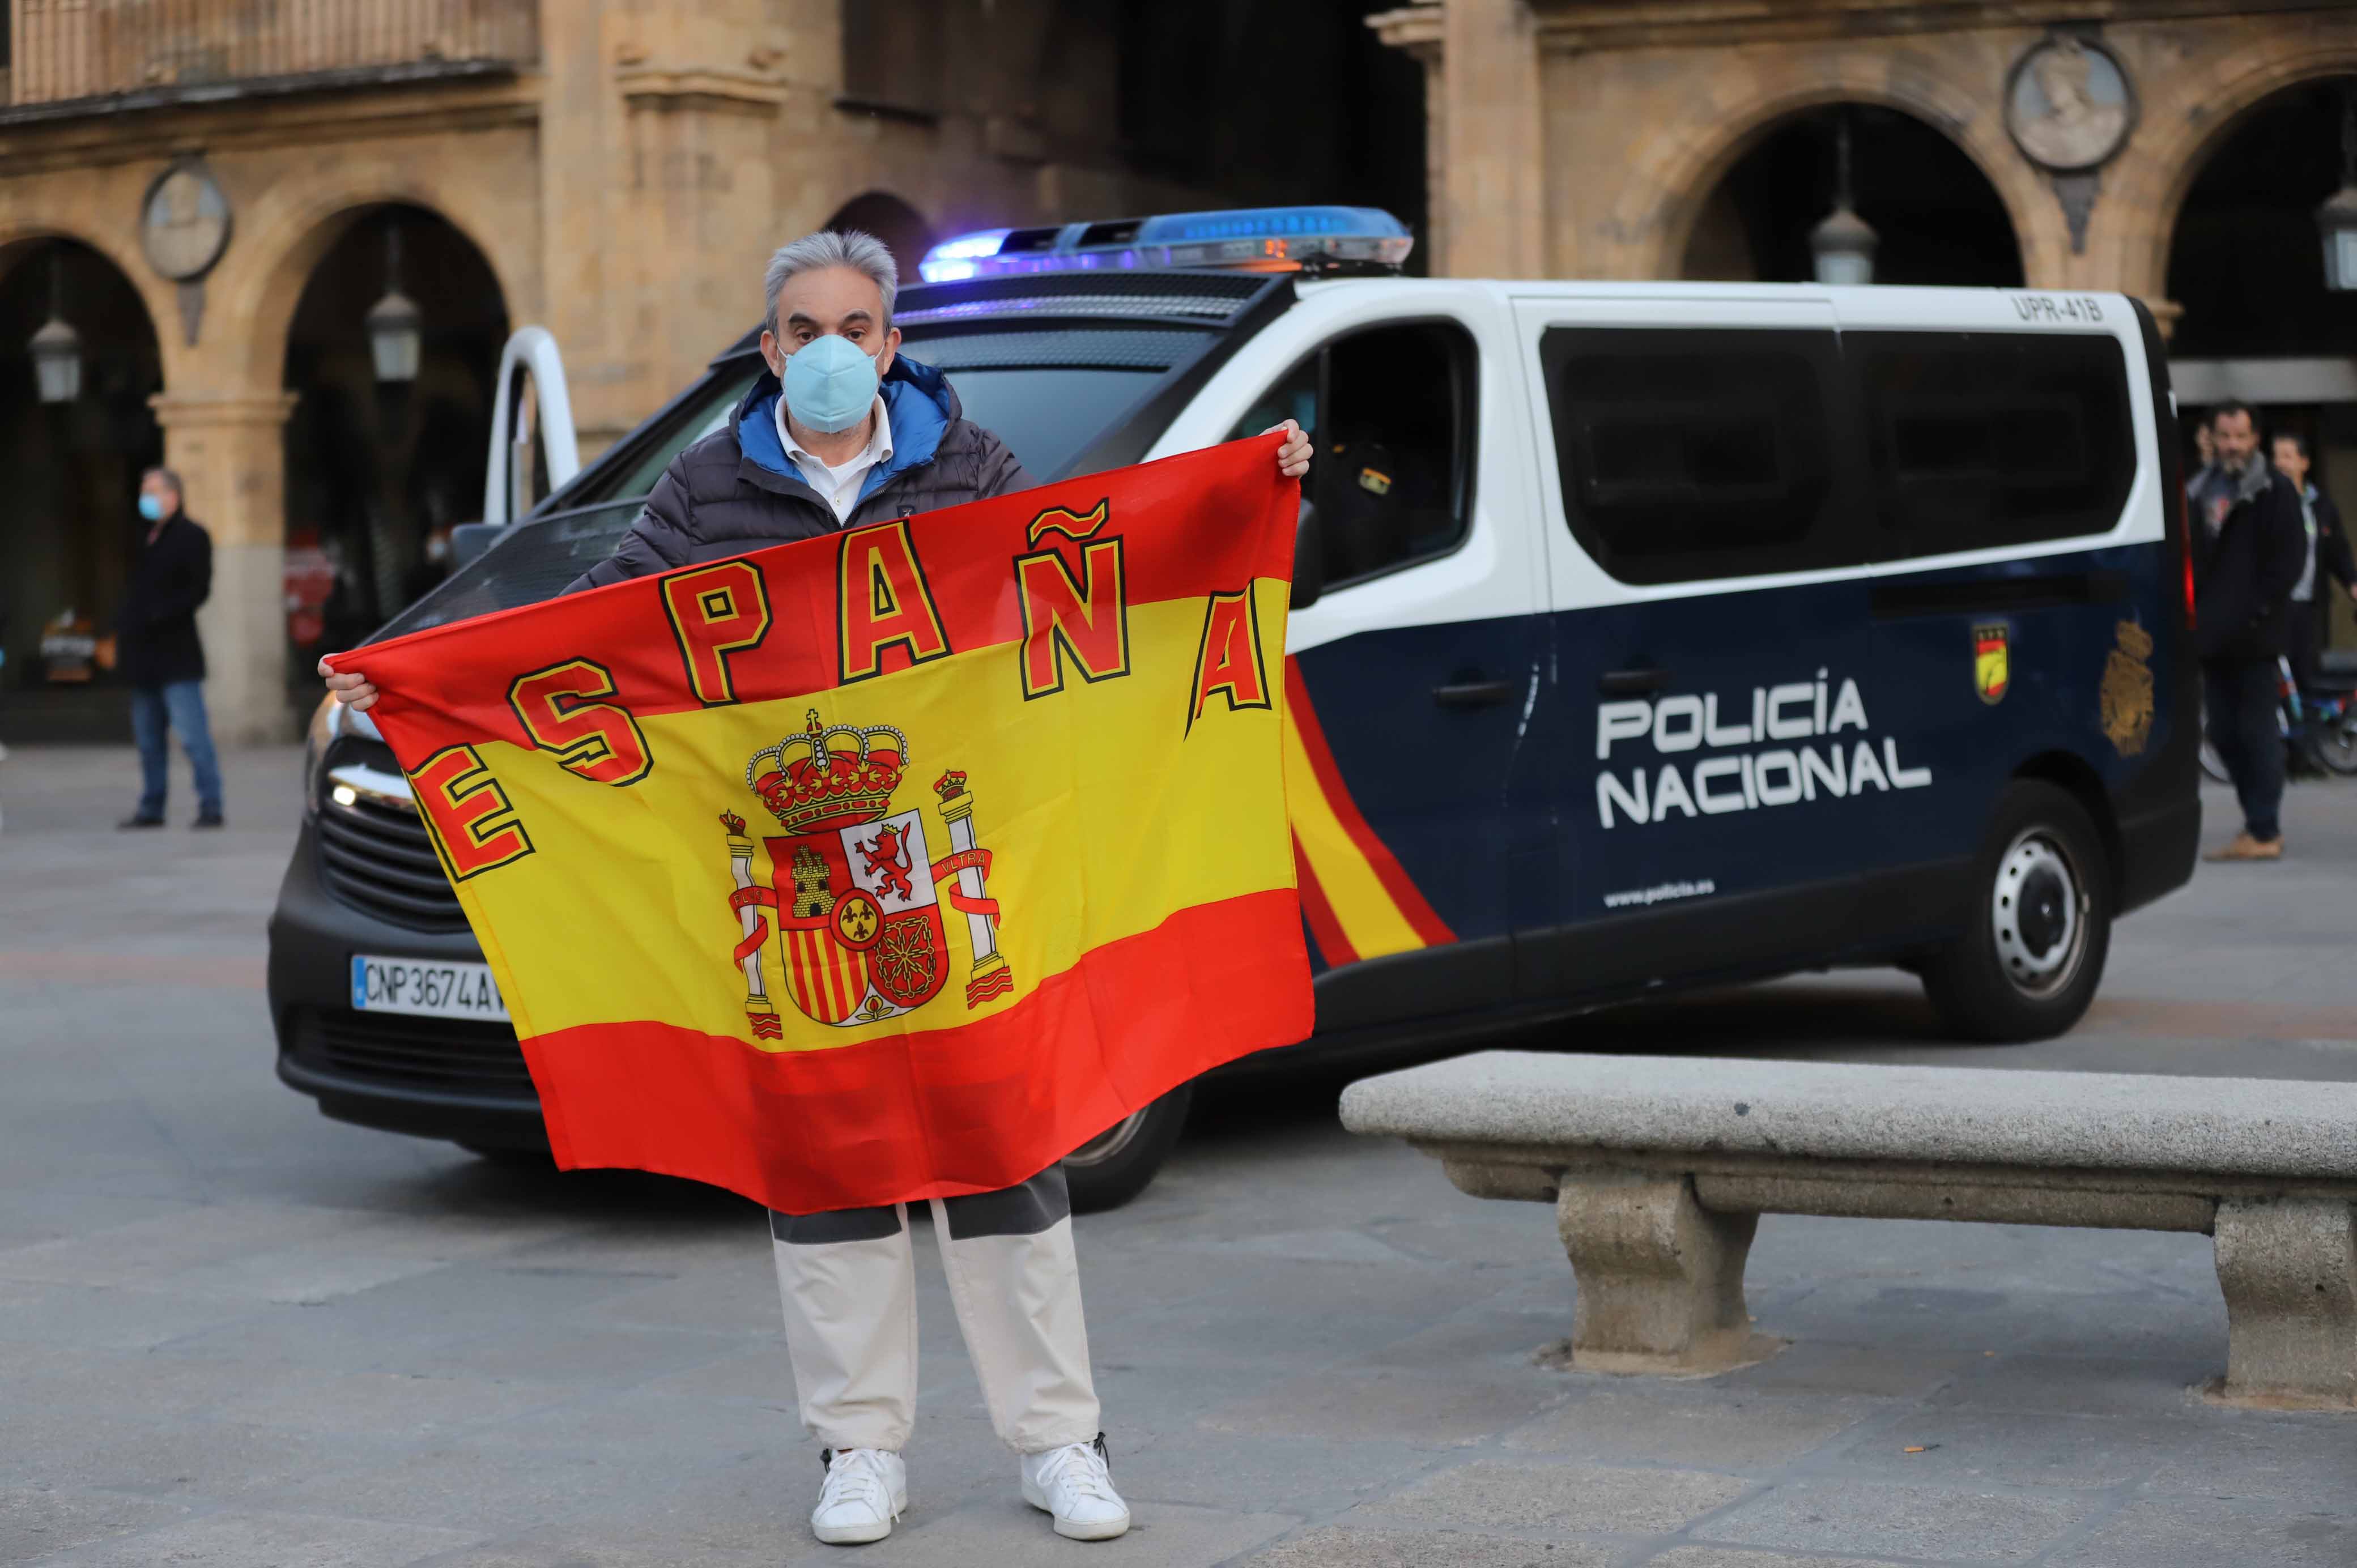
{"left": 917, "top": 206, "right": 1413, "bottom": 282}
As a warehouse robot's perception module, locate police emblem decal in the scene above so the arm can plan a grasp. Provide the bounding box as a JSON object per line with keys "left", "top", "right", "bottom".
{"left": 2100, "top": 619, "right": 2155, "bottom": 757}
{"left": 718, "top": 711, "right": 1011, "bottom": 1041}
{"left": 1973, "top": 623, "right": 2011, "bottom": 705}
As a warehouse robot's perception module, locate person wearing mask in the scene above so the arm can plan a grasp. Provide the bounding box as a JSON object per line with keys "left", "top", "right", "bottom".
{"left": 2267, "top": 432, "right": 2357, "bottom": 698}
{"left": 2188, "top": 403, "right": 2306, "bottom": 860}
{"left": 320, "top": 228, "right": 1312, "bottom": 1549}
{"left": 117, "top": 468, "right": 224, "bottom": 830}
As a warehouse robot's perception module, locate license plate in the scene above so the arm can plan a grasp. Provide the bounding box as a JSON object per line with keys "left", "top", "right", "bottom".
{"left": 350, "top": 955, "right": 510, "bottom": 1022}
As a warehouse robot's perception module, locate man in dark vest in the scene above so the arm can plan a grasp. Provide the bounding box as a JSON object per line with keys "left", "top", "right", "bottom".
{"left": 118, "top": 467, "right": 224, "bottom": 829}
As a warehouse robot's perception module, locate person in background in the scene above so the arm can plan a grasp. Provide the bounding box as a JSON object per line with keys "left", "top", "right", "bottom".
{"left": 2267, "top": 432, "right": 2356, "bottom": 697}
{"left": 2188, "top": 403, "right": 2305, "bottom": 861}
{"left": 117, "top": 468, "right": 224, "bottom": 830}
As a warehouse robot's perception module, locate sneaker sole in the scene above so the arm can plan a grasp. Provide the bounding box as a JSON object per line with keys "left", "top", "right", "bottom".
{"left": 1022, "top": 1480, "right": 1130, "bottom": 1541}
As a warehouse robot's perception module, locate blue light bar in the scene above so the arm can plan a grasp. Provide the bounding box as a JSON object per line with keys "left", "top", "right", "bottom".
{"left": 917, "top": 206, "right": 1412, "bottom": 283}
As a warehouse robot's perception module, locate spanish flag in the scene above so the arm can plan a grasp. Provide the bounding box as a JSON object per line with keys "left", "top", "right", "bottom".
{"left": 332, "top": 436, "right": 1312, "bottom": 1213}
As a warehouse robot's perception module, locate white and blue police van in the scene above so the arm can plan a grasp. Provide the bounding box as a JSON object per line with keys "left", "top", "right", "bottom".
{"left": 269, "top": 206, "right": 2200, "bottom": 1210}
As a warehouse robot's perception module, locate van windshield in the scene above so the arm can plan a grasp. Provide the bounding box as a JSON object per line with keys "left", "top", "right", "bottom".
{"left": 372, "top": 327, "right": 1188, "bottom": 642}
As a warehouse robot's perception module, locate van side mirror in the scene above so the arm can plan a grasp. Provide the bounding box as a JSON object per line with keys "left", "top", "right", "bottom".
{"left": 1291, "top": 501, "right": 1324, "bottom": 612}
{"left": 449, "top": 522, "right": 505, "bottom": 573}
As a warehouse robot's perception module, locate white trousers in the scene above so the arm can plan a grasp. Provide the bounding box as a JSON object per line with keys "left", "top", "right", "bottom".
{"left": 768, "top": 1164, "right": 1100, "bottom": 1455}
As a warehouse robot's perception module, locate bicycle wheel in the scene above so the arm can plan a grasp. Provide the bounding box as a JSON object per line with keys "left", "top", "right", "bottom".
{"left": 2318, "top": 711, "right": 2357, "bottom": 776}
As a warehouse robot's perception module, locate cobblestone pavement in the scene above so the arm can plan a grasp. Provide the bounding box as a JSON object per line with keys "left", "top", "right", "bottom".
{"left": 1, "top": 744, "right": 2352, "bottom": 1566}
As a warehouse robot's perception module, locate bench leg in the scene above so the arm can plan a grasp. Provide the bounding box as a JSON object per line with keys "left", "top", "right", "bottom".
{"left": 1555, "top": 1173, "right": 1770, "bottom": 1375}
{"left": 2213, "top": 1196, "right": 2357, "bottom": 1409}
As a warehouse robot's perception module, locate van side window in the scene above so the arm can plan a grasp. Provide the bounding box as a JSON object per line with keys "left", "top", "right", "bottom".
{"left": 1854, "top": 332, "right": 2134, "bottom": 556}
{"left": 1539, "top": 328, "right": 1852, "bottom": 585}
{"left": 1228, "top": 321, "right": 1478, "bottom": 589}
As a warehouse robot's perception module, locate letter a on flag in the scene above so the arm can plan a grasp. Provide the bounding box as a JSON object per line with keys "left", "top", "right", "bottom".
{"left": 325, "top": 435, "right": 1313, "bottom": 1213}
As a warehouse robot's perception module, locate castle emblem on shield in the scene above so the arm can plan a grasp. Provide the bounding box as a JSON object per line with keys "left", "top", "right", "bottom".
{"left": 719, "top": 711, "right": 1011, "bottom": 1038}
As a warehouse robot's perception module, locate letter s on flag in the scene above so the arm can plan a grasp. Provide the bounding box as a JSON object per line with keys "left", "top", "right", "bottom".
{"left": 508, "top": 658, "right": 653, "bottom": 786}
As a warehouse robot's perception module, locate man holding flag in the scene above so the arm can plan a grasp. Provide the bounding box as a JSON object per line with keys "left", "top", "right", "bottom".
{"left": 324, "top": 229, "right": 1311, "bottom": 1548}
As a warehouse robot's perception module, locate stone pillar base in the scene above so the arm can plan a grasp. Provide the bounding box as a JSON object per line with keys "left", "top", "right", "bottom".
{"left": 2213, "top": 1196, "right": 2357, "bottom": 1409}
{"left": 1555, "top": 1172, "right": 1780, "bottom": 1375}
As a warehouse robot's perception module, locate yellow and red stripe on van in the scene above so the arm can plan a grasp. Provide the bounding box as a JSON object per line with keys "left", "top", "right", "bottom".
{"left": 1281, "top": 658, "right": 1455, "bottom": 966}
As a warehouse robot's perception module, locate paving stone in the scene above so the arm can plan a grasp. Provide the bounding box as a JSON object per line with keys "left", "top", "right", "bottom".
{"left": 1364, "top": 1459, "right": 1751, "bottom": 1534}
{"left": 2047, "top": 1495, "right": 2357, "bottom": 1567}
{"left": 1693, "top": 1477, "right": 2095, "bottom": 1561}
{"left": 776, "top": 1498, "right": 1297, "bottom": 1567}
{"left": 1820, "top": 1409, "right": 2185, "bottom": 1489}
{"left": 44, "top": 1509, "right": 481, "bottom": 1566}
{"left": 249, "top": 1440, "right": 765, "bottom": 1535}
{"left": 1644, "top": 1550, "right": 1909, "bottom": 1567}
{"left": 1199, "top": 1368, "right": 1568, "bottom": 1448}
{"left": 1243, "top": 1526, "right": 1617, "bottom": 1567}
{"left": 1112, "top": 1434, "right": 1439, "bottom": 1516}
{"left": 1504, "top": 1388, "right": 1874, "bottom": 1472}
{"left": 203, "top": 1366, "right": 577, "bottom": 1439}
{"left": 2145, "top": 1413, "right": 2357, "bottom": 1500}
{"left": 1715, "top": 1340, "right": 1977, "bottom": 1400}
{"left": 0, "top": 1486, "right": 195, "bottom": 1565}
{"left": 1926, "top": 1352, "right": 2223, "bottom": 1417}
{"left": 0, "top": 1409, "right": 409, "bottom": 1503}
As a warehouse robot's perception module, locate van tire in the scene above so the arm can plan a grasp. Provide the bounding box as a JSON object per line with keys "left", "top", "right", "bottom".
{"left": 1921, "top": 781, "right": 2112, "bottom": 1043}
{"left": 1063, "top": 1083, "right": 1192, "bottom": 1214}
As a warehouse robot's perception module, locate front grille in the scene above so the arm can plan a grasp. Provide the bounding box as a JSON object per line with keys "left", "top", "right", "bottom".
{"left": 287, "top": 1008, "right": 535, "bottom": 1099}
{"left": 314, "top": 737, "right": 467, "bottom": 932}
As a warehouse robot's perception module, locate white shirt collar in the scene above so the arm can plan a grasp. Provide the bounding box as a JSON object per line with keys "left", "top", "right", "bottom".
{"left": 779, "top": 394, "right": 892, "bottom": 477}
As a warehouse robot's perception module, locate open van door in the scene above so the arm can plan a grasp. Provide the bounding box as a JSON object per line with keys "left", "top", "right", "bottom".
{"left": 478, "top": 326, "right": 584, "bottom": 527}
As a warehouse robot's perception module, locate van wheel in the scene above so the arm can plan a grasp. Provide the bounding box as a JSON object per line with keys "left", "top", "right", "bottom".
{"left": 1063, "top": 1083, "right": 1192, "bottom": 1215}
{"left": 1921, "top": 781, "right": 2111, "bottom": 1043}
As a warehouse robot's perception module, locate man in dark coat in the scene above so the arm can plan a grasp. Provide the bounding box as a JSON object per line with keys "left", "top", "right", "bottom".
{"left": 2187, "top": 403, "right": 2305, "bottom": 859}
{"left": 2268, "top": 431, "right": 2357, "bottom": 697}
{"left": 325, "top": 227, "right": 1311, "bottom": 1549}
{"left": 118, "top": 468, "right": 224, "bottom": 829}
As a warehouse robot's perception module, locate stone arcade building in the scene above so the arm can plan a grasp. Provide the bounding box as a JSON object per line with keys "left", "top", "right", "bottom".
{"left": 1377, "top": 0, "right": 2357, "bottom": 640}
{"left": 0, "top": 0, "right": 1416, "bottom": 743}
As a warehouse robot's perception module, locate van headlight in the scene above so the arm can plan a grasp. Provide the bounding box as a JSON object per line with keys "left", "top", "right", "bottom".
{"left": 303, "top": 693, "right": 342, "bottom": 814}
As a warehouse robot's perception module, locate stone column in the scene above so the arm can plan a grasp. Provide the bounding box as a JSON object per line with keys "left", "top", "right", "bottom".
{"left": 148, "top": 391, "right": 300, "bottom": 746}
{"left": 1555, "top": 1171, "right": 1770, "bottom": 1374}
{"left": 2213, "top": 1196, "right": 2357, "bottom": 1409}
{"left": 1436, "top": 0, "right": 1545, "bottom": 279}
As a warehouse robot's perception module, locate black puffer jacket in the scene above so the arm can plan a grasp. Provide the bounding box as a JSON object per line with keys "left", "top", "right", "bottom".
{"left": 567, "top": 355, "right": 1029, "bottom": 593}
{"left": 2189, "top": 458, "right": 2307, "bottom": 663}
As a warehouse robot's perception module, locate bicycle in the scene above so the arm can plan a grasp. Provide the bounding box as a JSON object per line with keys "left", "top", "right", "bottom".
{"left": 2199, "top": 655, "right": 2357, "bottom": 782}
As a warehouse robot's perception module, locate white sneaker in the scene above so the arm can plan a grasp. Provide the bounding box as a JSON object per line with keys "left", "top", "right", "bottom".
{"left": 811, "top": 1447, "right": 906, "bottom": 1546}
{"left": 1020, "top": 1435, "right": 1130, "bottom": 1541}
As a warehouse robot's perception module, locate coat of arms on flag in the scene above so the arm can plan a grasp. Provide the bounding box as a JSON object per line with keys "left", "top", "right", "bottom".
{"left": 721, "top": 712, "right": 1009, "bottom": 1037}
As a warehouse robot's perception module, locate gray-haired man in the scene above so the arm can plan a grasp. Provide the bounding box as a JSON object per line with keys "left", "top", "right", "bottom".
{"left": 325, "top": 228, "right": 1310, "bottom": 1548}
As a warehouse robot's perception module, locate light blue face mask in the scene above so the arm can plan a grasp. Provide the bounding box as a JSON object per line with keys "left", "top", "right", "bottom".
{"left": 782, "top": 334, "right": 881, "bottom": 435}
{"left": 137, "top": 494, "right": 164, "bottom": 523}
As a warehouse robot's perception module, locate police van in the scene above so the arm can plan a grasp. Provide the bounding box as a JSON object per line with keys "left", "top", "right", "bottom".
{"left": 269, "top": 205, "right": 2199, "bottom": 1211}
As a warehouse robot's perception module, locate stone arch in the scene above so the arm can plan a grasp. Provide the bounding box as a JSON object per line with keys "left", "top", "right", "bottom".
{"left": 820, "top": 191, "right": 937, "bottom": 290}
{"left": 210, "top": 169, "right": 530, "bottom": 395}
{"left": 0, "top": 220, "right": 182, "bottom": 384}
{"left": 2100, "top": 32, "right": 2357, "bottom": 302}
{"left": 1609, "top": 54, "right": 2053, "bottom": 284}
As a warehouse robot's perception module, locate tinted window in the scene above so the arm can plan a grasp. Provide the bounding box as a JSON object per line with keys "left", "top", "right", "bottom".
{"left": 941, "top": 367, "right": 1164, "bottom": 479}
{"left": 1228, "top": 321, "right": 1477, "bottom": 588}
{"left": 1542, "top": 327, "right": 1850, "bottom": 585}
{"left": 368, "top": 501, "right": 645, "bottom": 642}
{"left": 1855, "top": 331, "right": 2133, "bottom": 556}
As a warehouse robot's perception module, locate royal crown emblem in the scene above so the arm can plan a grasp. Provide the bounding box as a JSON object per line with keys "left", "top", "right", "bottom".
{"left": 747, "top": 710, "right": 908, "bottom": 833}
{"left": 719, "top": 712, "right": 1012, "bottom": 1041}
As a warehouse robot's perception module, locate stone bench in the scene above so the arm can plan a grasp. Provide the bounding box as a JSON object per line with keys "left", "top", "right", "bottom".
{"left": 1339, "top": 1051, "right": 2357, "bottom": 1409}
